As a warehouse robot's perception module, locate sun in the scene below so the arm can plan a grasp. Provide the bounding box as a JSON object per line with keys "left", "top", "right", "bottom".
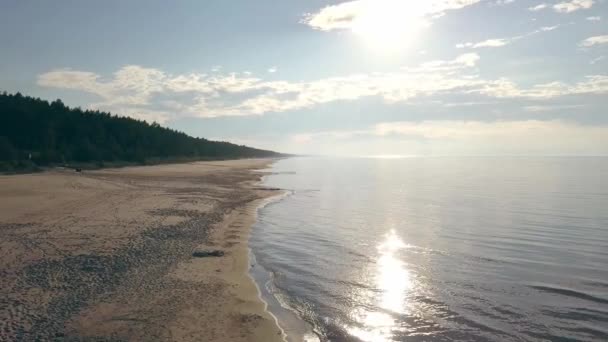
{"left": 350, "top": 0, "right": 429, "bottom": 53}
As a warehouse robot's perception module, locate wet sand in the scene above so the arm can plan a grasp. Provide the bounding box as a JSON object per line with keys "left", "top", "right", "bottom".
{"left": 0, "top": 159, "right": 285, "bottom": 342}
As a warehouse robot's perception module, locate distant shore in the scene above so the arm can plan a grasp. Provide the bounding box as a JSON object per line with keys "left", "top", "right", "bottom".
{"left": 0, "top": 159, "right": 285, "bottom": 341}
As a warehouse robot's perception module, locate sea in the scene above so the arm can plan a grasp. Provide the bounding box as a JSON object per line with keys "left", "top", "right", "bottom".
{"left": 249, "top": 157, "right": 608, "bottom": 342}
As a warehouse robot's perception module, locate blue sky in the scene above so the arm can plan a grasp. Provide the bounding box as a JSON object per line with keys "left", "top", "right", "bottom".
{"left": 1, "top": 0, "right": 607, "bottom": 155}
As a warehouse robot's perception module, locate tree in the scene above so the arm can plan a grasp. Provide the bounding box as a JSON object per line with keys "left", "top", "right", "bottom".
{"left": 0, "top": 91, "right": 284, "bottom": 171}
{"left": 0, "top": 136, "right": 16, "bottom": 161}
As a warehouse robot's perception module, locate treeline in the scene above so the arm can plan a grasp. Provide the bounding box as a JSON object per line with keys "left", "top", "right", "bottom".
{"left": 0, "top": 91, "right": 283, "bottom": 172}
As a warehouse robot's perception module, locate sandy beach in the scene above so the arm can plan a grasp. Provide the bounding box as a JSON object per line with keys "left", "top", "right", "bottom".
{"left": 0, "top": 159, "right": 285, "bottom": 341}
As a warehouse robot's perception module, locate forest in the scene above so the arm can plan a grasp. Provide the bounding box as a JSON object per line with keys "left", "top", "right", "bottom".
{"left": 0, "top": 92, "right": 283, "bottom": 172}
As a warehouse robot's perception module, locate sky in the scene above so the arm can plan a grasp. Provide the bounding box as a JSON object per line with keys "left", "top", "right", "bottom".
{"left": 1, "top": 0, "right": 607, "bottom": 156}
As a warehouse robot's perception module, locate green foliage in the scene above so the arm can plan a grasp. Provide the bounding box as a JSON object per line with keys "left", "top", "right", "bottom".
{"left": 0, "top": 92, "right": 283, "bottom": 172}
{"left": 0, "top": 136, "right": 17, "bottom": 161}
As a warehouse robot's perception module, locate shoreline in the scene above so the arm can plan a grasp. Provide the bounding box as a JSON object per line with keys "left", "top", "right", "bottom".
{"left": 0, "top": 159, "right": 285, "bottom": 341}
{"left": 248, "top": 170, "right": 321, "bottom": 342}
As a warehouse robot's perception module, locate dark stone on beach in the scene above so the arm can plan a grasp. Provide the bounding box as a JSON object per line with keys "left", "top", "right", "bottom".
{"left": 192, "top": 250, "right": 224, "bottom": 258}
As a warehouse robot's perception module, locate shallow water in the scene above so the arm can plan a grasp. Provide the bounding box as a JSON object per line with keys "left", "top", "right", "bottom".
{"left": 250, "top": 157, "right": 608, "bottom": 341}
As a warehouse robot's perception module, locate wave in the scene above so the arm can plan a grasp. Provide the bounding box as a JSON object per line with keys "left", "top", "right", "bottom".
{"left": 529, "top": 285, "right": 608, "bottom": 304}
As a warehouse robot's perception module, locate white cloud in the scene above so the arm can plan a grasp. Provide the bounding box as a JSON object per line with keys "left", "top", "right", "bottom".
{"left": 494, "top": 0, "right": 516, "bottom": 5}
{"left": 373, "top": 120, "right": 598, "bottom": 139}
{"left": 530, "top": 0, "right": 594, "bottom": 12}
{"left": 528, "top": 3, "right": 548, "bottom": 11}
{"left": 553, "top": 0, "right": 594, "bottom": 13}
{"left": 480, "top": 75, "right": 608, "bottom": 98}
{"left": 290, "top": 120, "right": 608, "bottom": 155}
{"left": 268, "top": 67, "right": 278, "bottom": 73}
{"left": 38, "top": 54, "right": 484, "bottom": 118}
{"left": 586, "top": 16, "right": 601, "bottom": 21}
{"left": 475, "top": 39, "right": 510, "bottom": 48}
{"left": 540, "top": 25, "right": 559, "bottom": 32}
{"left": 580, "top": 35, "right": 608, "bottom": 47}
{"left": 523, "top": 104, "right": 585, "bottom": 112}
{"left": 38, "top": 70, "right": 101, "bottom": 93}
{"left": 456, "top": 25, "right": 559, "bottom": 49}
{"left": 590, "top": 56, "right": 606, "bottom": 64}
{"left": 453, "top": 52, "right": 481, "bottom": 66}
{"left": 304, "top": 0, "right": 481, "bottom": 31}
{"left": 38, "top": 65, "right": 166, "bottom": 107}
{"left": 38, "top": 54, "right": 608, "bottom": 120}
{"left": 305, "top": 0, "right": 365, "bottom": 31}
{"left": 457, "top": 39, "right": 508, "bottom": 48}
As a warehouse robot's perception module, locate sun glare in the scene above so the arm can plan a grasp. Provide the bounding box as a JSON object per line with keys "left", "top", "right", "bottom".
{"left": 351, "top": 0, "right": 429, "bottom": 52}
{"left": 346, "top": 230, "right": 414, "bottom": 341}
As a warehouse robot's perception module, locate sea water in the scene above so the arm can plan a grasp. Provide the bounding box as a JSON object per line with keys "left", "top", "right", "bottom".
{"left": 250, "top": 157, "right": 608, "bottom": 341}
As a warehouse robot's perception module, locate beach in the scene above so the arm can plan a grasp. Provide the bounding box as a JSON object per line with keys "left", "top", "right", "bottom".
{"left": 0, "top": 159, "right": 285, "bottom": 341}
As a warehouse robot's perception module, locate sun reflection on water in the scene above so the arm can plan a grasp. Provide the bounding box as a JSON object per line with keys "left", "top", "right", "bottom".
{"left": 347, "top": 230, "right": 413, "bottom": 342}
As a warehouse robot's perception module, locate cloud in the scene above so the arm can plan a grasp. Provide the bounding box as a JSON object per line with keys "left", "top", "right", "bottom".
{"left": 289, "top": 120, "right": 608, "bottom": 155}
{"left": 590, "top": 56, "right": 606, "bottom": 64}
{"left": 38, "top": 70, "right": 102, "bottom": 93}
{"left": 586, "top": 16, "right": 601, "bottom": 21}
{"left": 373, "top": 120, "right": 598, "bottom": 139}
{"left": 38, "top": 65, "right": 166, "bottom": 107}
{"left": 268, "top": 67, "right": 278, "bottom": 73}
{"left": 38, "top": 54, "right": 608, "bottom": 120}
{"left": 480, "top": 75, "right": 608, "bottom": 98}
{"left": 305, "top": 1, "right": 364, "bottom": 31}
{"left": 528, "top": 3, "right": 548, "bottom": 11}
{"left": 304, "top": 0, "right": 481, "bottom": 31}
{"left": 474, "top": 39, "right": 510, "bottom": 47}
{"left": 38, "top": 54, "right": 484, "bottom": 119}
{"left": 37, "top": 66, "right": 270, "bottom": 121}
{"left": 580, "top": 35, "right": 608, "bottom": 47}
{"left": 456, "top": 25, "right": 559, "bottom": 49}
{"left": 528, "top": 1, "right": 594, "bottom": 12}
{"left": 493, "top": 0, "right": 516, "bottom": 5}
{"left": 523, "top": 104, "right": 585, "bottom": 112}
{"left": 553, "top": 0, "right": 594, "bottom": 13}
{"left": 539, "top": 25, "right": 559, "bottom": 32}
{"left": 457, "top": 39, "right": 509, "bottom": 48}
